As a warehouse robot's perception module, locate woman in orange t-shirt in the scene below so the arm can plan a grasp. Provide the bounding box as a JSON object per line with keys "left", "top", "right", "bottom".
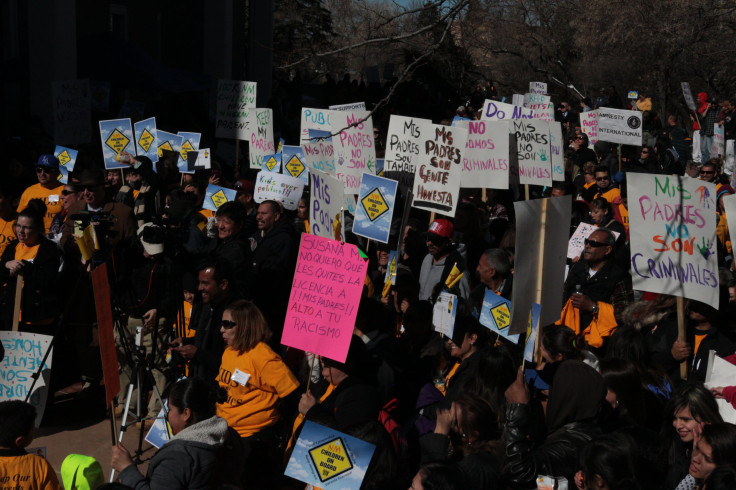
{"left": 0, "top": 201, "right": 62, "bottom": 331}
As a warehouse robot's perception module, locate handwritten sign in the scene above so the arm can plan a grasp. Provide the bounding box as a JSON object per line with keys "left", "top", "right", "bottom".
{"left": 202, "top": 184, "right": 236, "bottom": 212}
{"left": 628, "top": 173, "right": 719, "bottom": 309}
{"left": 481, "top": 100, "right": 534, "bottom": 122}
{"left": 580, "top": 111, "right": 599, "bottom": 146}
{"left": 479, "top": 290, "right": 519, "bottom": 343}
{"left": 0, "top": 331, "right": 53, "bottom": 427}
{"left": 681, "top": 82, "right": 697, "bottom": 112}
{"left": 303, "top": 130, "right": 336, "bottom": 176}
{"left": 597, "top": 108, "right": 642, "bottom": 146}
{"left": 411, "top": 124, "right": 467, "bottom": 216}
{"left": 432, "top": 291, "right": 457, "bottom": 338}
{"left": 254, "top": 171, "right": 304, "bottom": 211}
{"left": 300, "top": 108, "right": 331, "bottom": 141}
{"left": 134, "top": 117, "right": 158, "bottom": 163}
{"left": 384, "top": 115, "right": 432, "bottom": 174}
{"left": 353, "top": 173, "right": 398, "bottom": 244}
{"left": 99, "top": 118, "right": 134, "bottom": 169}
{"left": 524, "top": 93, "right": 554, "bottom": 122}
{"left": 52, "top": 79, "right": 91, "bottom": 145}
{"left": 452, "top": 119, "right": 510, "bottom": 189}
{"left": 330, "top": 110, "right": 376, "bottom": 195}
{"left": 529, "top": 81, "right": 547, "bottom": 95}
{"left": 215, "top": 80, "right": 257, "bottom": 139}
{"left": 711, "top": 124, "right": 725, "bottom": 159}
{"left": 310, "top": 170, "right": 344, "bottom": 240}
{"left": 567, "top": 223, "right": 620, "bottom": 259}
{"left": 285, "top": 421, "right": 376, "bottom": 490}
{"left": 249, "top": 108, "right": 275, "bottom": 169}
{"left": 513, "top": 120, "right": 552, "bottom": 186}
{"left": 549, "top": 122, "right": 565, "bottom": 181}
{"left": 281, "top": 234, "right": 368, "bottom": 363}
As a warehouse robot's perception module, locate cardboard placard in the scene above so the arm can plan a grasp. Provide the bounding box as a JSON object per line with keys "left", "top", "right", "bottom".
{"left": 479, "top": 291, "right": 519, "bottom": 343}
{"left": 513, "top": 120, "right": 552, "bottom": 186}
{"left": 597, "top": 108, "right": 642, "bottom": 146}
{"left": 310, "top": 171, "right": 345, "bottom": 240}
{"left": 99, "top": 118, "right": 134, "bottom": 169}
{"left": 353, "top": 173, "right": 398, "bottom": 244}
{"left": 215, "top": 79, "right": 257, "bottom": 139}
{"left": 202, "top": 184, "right": 236, "bottom": 212}
{"left": 254, "top": 171, "right": 304, "bottom": 211}
{"left": 432, "top": 292, "right": 457, "bottom": 338}
{"left": 134, "top": 117, "right": 158, "bottom": 163}
{"left": 454, "top": 119, "right": 510, "bottom": 189}
{"left": 330, "top": 110, "right": 376, "bottom": 195}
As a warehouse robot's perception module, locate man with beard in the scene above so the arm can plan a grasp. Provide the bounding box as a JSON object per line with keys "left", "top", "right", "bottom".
{"left": 17, "top": 154, "right": 64, "bottom": 233}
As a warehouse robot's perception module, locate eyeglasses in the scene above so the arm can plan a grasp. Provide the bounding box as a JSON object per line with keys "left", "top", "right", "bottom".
{"left": 641, "top": 150, "right": 649, "bottom": 154}
{"left": 595, "top": 176, "right": 609, "bottom": 181}
{"left": 36, "top": 166, "right": 52, "bottom": 174}
{"left": 575, "top": 136, "right": 584, "bottom": 141}
{"left": 585, "top": 238, "right": 609, "bottom": 248}
{"left": 221, "top": 320, "right": 237, "bottom": 329}
{"left": 61, "top": 190, "right": 75, "bottom": 196}
{"left": 700, "top": 170, "right": 715, "bottom": 175}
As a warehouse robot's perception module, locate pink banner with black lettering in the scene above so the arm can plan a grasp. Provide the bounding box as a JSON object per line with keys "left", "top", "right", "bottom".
{"left": 628, "top": 173, "right": 719, "bottom": 308}
{"left": 281, "top": 234, "right": 368, "bottom": 363}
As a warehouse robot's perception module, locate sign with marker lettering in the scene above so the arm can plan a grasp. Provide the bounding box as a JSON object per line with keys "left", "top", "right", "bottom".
{"left": 681, "top": 82, "right": 697, "bottom": 112}
{"left": 310, "top": 170, "right": 345, "bottom": 240}
{"left": 285, "top": 421, "right": 376, "bottom": 490}
{"left": 411, "top": 124, "right": 467, "bottom": 217}
{"left": 580, "top": 111, "right": 598, "bottom": 146}
{"left": 281, "top": 234, "right": 368, "bottom": 363}
{"left": 215, "top": 79, "right": 257, "bottom": 139}
{"left": 254, "top": 171, "right": 304, "bottom": 211}
{"left": 330, "top": 110, "right": 376, "bottom": 195}
{"left": 711, "top": 124, "right": 725, "bottom": 159}
{"left": 549, "top": 122, "right": 565, "bottom": 181}
{"left": 454, "top": 119, "right": 510, "bottom": 189}
{"left": 597, "top": 108, "right": 642, "bottom": 146}
{"left": 628, "top": 173, "right": 718, "bottom": 308}
{"left": 513, "top": 120, "right": 552, "bottom": 186}
{"left": 384, "top": 115, "right": 432, "bottom": 174}
{"left": 481, "top": 100, "right": 534, "bottom": 122}
{"left": 524, "top": 93, "right": 554, "bottom": 122}
{"left": 300, "top": 108, "right": 332, "bottom": 141}
{"left": 303, "top": 130, "right": 336, "bottom": 176}
{"left": 52, "top": 79, "right": 92, "bottom": 145}
{"left": 249, "top": 108, "right": 275, "bottom": 170}
{"left": 529, "top": 81, "right": 547, "bottom": 95}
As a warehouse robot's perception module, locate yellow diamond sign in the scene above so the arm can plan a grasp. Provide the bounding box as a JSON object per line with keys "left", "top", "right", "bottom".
{"left": 210, "top": 189, "right": 228, "bottom": 209}
{"left": 157, "top": 141, "right": 173, "bottom": 158}
{"left": 360, "top": 188, "right": 389, "bottom": 222}
{"left": 265, "top": 156, "right": 279, "bottom": 171}
{"left": 490, "top": 303, "right": 511, "bottom": 330}
{"left": 58, "top": 150, "right": 71, "bottom": 167}
{"left": 138, "top": 129, "right": 155, "bottom": 152}
{"left": 105, "top": 128, "right": 130, "bottom": 154}
{"left": 180, "top": 140, "right": 195, "bottom": 161}
{"left": 285, "top": 155, "right": 306, "bottom": 178}
{"left": 308, "top": 437, "right": 353, "bottom": 483}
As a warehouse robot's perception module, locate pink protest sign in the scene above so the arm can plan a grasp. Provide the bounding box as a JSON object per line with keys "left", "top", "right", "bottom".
{"left": 281, "top": 234, "right": 368, "bottom": 363}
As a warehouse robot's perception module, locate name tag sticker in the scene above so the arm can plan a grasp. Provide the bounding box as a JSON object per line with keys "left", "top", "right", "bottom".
{"left": 48, "top": 195, "right": 60, "bottom": 202}
{"left": 232, "top": 369, "right": 251, "bottom": 386}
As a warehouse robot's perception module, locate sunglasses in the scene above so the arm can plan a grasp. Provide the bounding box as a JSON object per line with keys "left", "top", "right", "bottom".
{"left": 585, "top": 238, "right": 609, "bottom": 248}
{"left": 36, "top": 166, "right": 52, "bottom": 174}
{"left": 700, "top": 170, "right": 715, "bottom": 175}
{"left": 221, "top": 320, "right": 237, "bottom": 329}
{"left": 61, "top": 190, "right": 75, "bottom": 196}
{"left": 595, "top": 176, "right": 609, "bottom": 181}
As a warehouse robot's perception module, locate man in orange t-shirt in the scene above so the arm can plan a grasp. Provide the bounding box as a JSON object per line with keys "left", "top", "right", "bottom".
{"left": 16, "top": 154, "right": 64, "bottom": 233}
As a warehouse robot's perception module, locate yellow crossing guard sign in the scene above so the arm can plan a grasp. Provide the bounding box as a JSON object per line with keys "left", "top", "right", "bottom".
{"left": 360, "top": 188, "right": 389, "bottom": 222}
{"left": 105, "top": 128, "right": 130, "bottom": 154}
{"left": 285, "top": 155, "right": 306, "bottom": 178}
{"left": 308, "top": 437, "right": 353, "bottom": 483}
{"left": 491, "top": 303, "right": 511, "bottom": 330}
{"left": 138, "top": 129, "right": 155, "bottom": 152}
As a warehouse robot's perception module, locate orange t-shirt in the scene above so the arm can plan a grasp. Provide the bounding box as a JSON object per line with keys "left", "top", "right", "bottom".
{"left": 0, "top": 452, "right": 62, "bottom": 490}
{"left": 17, "top": 183, "right": 64, "bottom": 233}
{"left": 0, "top": 217, "right": 16, "bottom": 256}
{"left": 15, "top": 243, "right": 40, "bottom": 262}
{"left": 217, "top": 343, "right": 300, "bottom": 437}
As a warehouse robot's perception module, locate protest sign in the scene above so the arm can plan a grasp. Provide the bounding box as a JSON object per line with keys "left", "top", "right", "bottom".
{"left": 433, "top": 292, "right": 457, "bottom": 338}
{"left": 177, "top": 131, "right": 201, "bottom": 174}
{"left": 512, "top": 94, "right": 525, "bottom": 106}
{"left": 549, "top": 122, "right": 565, "bottom": 182}
{"left": 134, "top": 117, "right": 158, "bottom": 162}
{"left": 597, "top": 108, "right": 642, "bottom": 146}
{"left": 579, "top": 110, "right": 598, "bottom": 146}
{"left": 281, "top": 234, "right": 368, "bottom": 363}
{"left": 681, "top": 82, "right": 697, "bottom": 112}
{"left": 303, "top": 130, "right": 336, "bottom": 176}
{"left": 300, "top": 108, "right": 332, "bottom": 141}
{"left": 529, "top": 81, "right": 547, "bottom": 95}
{"left": 524, "top": 303, "right": 542, "bottom": 363}
{"left": 454, "top": 119, "right": 510, "bottom": 189}
{"left": 376, "top": 158, "right": 384, "bottom": 176}
{"left": 310, "top": 170, "right": 345, "bottom": 239}
{"left": 567, "top": 222, "right": 620, "bottom": 259}
{"left": 482, "top": 100, "right": 533, "bottom": 121}
{"left": 249, "top": 108, "right": 275, "bottom": 169}
{"left": 353, "top": 173, "right": 398, "bottom": 244}
{"left": 54, "top": 146, "right": 78, "bottom": 172}
{"left": 411, "top": 124, "right": 467, "bottom": 217}
{"left": 285, "top": 421, "right": 376, "bottom": 490}
{"left": 705, "top": 353, "right": 736, "bottom": 424}
{"left": 712, "top": 124, "right": 725, "bottom": 158}
{"left": 99, "top": 118, "right": 134, "bottom": 169}
{"left": 52, "top": 79, "right": 91, "bottom": 145}
{"left": 282, "top": 145, "right": 309, "bottom": 182}
{"left": 479, "top": 291, "right": 519, "bottom": 343}
{"left": 156, "top": 130, "right": 183, "bottom": 162}
{"left": 202, "top": 184, "right": 236, "bottom": 212}
{"left": 215, "top": 80, "right": 257, "bottom": 139}
{"left": 189, "top": 148, "right": 211, "bottom": 170}
{"left": 254, "top": 171, "right": 304, "bottom": 210}
{"left": 524, "top": 94, "right": 554, "bottom": 121}
{"left": 329, "top": 102, "right": 367, "bottom": 112}
{"left": 262, "top": 153, "right": 283, "bottom": 173}
{"left": 0, "top": 331, "right": 53, "bottom": 426}
{"left": 628, "top": 173, "right": 719, "bottom": 309}
{"left": 144, "top": 402, "right": 172, "bottom": 449}
{"left": 384, "top": 115, "right": 432, "bottom": 174}
{"left": 330, "top": 110, "right": 376, "bottom": 194}
{"left": 513, "top": 120, "right": 552, "bottom": 186}
{"left": 511, "top": 196, "right": 571, "bottom": 334}
{"left": 384, "top": 250, "right": 398, "bottom": 286}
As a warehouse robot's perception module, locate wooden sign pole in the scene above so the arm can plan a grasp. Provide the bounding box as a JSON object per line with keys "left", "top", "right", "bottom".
{"left": 11, "top": 275, "right": 22, "bottom": 331}
{"left": 533, "top": 199, "right": 548, "bottom": 363}
{"left": 677, "top": 296, "right": 688, "bottom": 380}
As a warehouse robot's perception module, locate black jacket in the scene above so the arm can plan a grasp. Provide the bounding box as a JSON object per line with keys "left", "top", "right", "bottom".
{"left": 306, "top": 375, "right": 379, "bottom": 430}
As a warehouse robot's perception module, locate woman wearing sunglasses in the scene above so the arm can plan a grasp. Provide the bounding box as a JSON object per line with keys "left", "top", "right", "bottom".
{"left": 217, "top": 299, "right": 299, "bottom": 486}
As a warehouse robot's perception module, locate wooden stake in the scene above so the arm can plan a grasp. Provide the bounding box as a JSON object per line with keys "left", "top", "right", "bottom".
{"left": 429, "top": 212, "right": 435, "bottom": 225}
{"left": 482, "top": 188, "right": 487, "bottom": 202}
{"left": 11, "top": 275, "right": 22, "bottom": 332}
{"left": 533, "top": 199, "right": 548, "bottom": 364}
{"left": 677, "top": 296, "right": 688, "bottom": 380}
{"left": 525, "top": 184, "right": 530, "bottom": 201}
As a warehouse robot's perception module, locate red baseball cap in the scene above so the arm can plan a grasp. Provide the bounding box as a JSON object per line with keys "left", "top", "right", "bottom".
{"left": 427, "top": 219, "right": 454, "bottom": 240}
{"left": 234, "top": 179, "right": 254, "bottom": 195}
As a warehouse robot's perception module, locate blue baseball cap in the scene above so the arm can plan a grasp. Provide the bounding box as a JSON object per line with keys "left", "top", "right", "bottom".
{"left": 37, "top": 154, "right": 60, "bottom": 170}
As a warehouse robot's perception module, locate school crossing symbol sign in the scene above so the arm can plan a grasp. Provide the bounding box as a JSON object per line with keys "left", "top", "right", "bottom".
{"left": 308, "top": 437, "right": 354, "bottom": 483}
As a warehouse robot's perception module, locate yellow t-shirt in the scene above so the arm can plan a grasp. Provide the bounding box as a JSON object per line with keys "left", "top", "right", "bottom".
{"left": 0, "top": 217, "right": 16, "bottom": 256}
{"left": 595, "top": 187, "right": 621, "bottom": 204}
{"left": 15, "top": 243, "right": 40, "bottom": 262}
{"left": 618, "top": 204, "right": 629, "bottom": 231}
{"left": 0, "top": 452, "right": 63, "bottom": 490}
{"left": 217, "top": 343, "right": 300, "bottom": 437}
{"left": 17, "top": 183, "right": 64, "bottom": 234}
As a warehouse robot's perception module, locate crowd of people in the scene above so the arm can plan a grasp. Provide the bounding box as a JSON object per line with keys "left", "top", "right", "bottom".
{"left": 1, "top": 82, "right": 736, "bottom": 490}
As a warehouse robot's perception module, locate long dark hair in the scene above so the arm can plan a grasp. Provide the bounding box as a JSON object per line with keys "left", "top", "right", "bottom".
{"left": 600, "top": 358, "right": 645, "bottom": 426}
{"left": 168, "top": 377, "right": 219, "bottom": 424}
{"left": 580, "top": 434, "right": 641, "bottom": 490}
